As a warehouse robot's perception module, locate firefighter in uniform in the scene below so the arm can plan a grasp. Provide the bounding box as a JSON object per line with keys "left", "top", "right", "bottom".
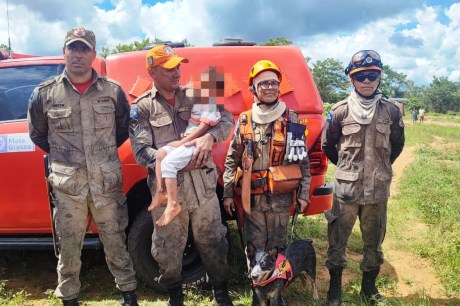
{"left": 223, "top": 60, "right": 311, "bottom": 305}
{"left": 322, "top": 50, "right": 405, "bottom": 306}
{"left": 128, "top": 45, "right": 234, "bottom": 306}
{"left": 27, "top": 28, "right": 138, "bottom": 306}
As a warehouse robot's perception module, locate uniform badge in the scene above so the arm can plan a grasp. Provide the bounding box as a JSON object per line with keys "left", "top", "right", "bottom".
{"left": 164, "top": 46, "right": 175, "bottom": 55}
{"left": 147, "top": 56, "right": 154, "bottom": 67}
{"left": 130, "top": 108, "right": 138, "bottom": 119}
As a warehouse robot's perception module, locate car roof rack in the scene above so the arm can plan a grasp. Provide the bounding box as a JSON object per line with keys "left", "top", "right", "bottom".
{"left": 142, "top": 41, "right": 186, "bottom": 50}
{"left": 213, "top": 38, "right": 257, "bottom": 46}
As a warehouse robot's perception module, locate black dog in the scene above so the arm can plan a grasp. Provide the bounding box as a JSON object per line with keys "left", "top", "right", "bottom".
{"left": 246, "top": 240, "right": 318, "bottom": 306}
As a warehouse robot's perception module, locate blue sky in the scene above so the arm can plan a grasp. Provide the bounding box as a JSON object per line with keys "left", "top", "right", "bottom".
{"left": 1, "top": 0, "right": 460, "bottom": 86}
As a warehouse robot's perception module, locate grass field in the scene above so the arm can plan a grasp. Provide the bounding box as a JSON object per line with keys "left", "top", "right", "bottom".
{"left": 1, "top": 116, "right": 459, "bottom": 305}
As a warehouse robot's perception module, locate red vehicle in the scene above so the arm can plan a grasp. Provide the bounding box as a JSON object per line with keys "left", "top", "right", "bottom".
{"left": 0, "top": 43, "right": 332, "bottom": 290}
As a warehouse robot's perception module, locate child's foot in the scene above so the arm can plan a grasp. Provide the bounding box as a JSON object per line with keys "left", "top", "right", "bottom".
{"left": 148, "top": 190, "right": 167, "bottom": 211}
{"left": 156, "top": 202, "right": 181, "bottom": 226}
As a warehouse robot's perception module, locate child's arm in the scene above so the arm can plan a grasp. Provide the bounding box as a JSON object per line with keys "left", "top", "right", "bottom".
{"left": 167, "top": 122, "right": 209, "bottom": 148}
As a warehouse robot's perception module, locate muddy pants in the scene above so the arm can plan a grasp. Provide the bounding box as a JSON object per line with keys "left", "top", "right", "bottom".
{"left": 244, "top": 208, "right": 291, "bottom": 252}
{"left": 151, "top": 193, "right": 229, "bottom": 289}
{"left": 53, "top": 191, "right": 137, "bottom": 300}
{"left": 325, "top": 196, "right": 387, "bottom": 272}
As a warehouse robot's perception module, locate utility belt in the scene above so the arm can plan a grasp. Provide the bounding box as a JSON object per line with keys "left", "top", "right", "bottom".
{"left": 234, "top": 164, "right": 302, "bottom": 195}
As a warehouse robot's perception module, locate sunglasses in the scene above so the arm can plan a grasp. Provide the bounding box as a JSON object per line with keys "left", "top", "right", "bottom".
{"left": 351, "top": 50, "right": 381, "bottom": 67}
{"left": 352, "top": 72, "right": 381, "bottom": 82}
{"left": 258, "top": 80, "right": 280, "bottom": 90}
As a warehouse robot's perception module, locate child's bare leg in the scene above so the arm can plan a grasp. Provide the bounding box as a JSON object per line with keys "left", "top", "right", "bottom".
{"left": 156, "top": 178, "right": 181, "bottom": 226}
{"left": 148, "top": 152, "right": 167, "bottom": 211}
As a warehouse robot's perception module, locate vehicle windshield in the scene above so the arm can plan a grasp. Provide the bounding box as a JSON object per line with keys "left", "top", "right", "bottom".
{"left": 0, "top": 64, "right": 64, "bottom": 121}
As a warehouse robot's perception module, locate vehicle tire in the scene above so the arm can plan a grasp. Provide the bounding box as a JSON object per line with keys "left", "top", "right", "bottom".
{"left": 127, "top": 208, "right": 206, "bottom": 292}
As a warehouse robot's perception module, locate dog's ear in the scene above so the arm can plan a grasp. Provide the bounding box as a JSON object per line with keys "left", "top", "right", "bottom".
{"left": 268, "top": 246, "right": 278, "bottom": 260}
{"left": 246, "top": 241, "right": 257, "bottom": 260}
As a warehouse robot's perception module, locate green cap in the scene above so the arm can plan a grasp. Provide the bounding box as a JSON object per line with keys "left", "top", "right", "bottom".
{"left": 64, "top": 27, "right": 96, "bottom": 50}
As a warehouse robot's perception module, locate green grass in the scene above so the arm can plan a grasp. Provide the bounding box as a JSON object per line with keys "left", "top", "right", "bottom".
{"left": 427, "top": 112, "right": 460, "bottom": 124}
{"left": 1, "top": 119, "right": 459, "bottom": 305}
{"left": 392, "top": 146, "right": 460, "bottom": 296}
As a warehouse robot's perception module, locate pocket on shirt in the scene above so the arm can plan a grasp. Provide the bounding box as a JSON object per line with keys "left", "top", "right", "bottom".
{"left": 334, "top": 170, "right": 360, "bottom": 202}
{"left": 375, "top": 120, "right": 391, "bottom": 149}
{"left": 49, "top": 162, "right": 77, "bottom": 195}
{"left": 341, "top": 123, "right": 362, "bottom": 148}
{"left": 177, "top": 106, "right": 192, "bottom": 122}
{"left": 47, "top": 108, "right": 73, "bottom": 133}
{"left": 199, "top": 166, "right": 218, "bottom": 198}
{"left": 374, "top": 170, "right": 392, "bottom": 200}
{"left": 93, "top": 102, "right": 115, "bottom": 129}
{"left": 100, "top": 160, "right": 123, "bottom": 193}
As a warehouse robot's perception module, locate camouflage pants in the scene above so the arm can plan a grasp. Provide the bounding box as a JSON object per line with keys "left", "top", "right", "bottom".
{"left": 151, "top": 194, "right": 229, "bottom": 289}
{"left": 325, "top": 196, "right": 387, "bottom": 271}
{"left": 244, "top": 209, "right": 291, "bottom": 252}
{"left": 53, "top": 191, "right": 137, "bottom": 300}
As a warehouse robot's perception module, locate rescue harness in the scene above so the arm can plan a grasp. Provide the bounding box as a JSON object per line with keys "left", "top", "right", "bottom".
{"left": 238, "top": 108, "right": 290, "bottom": 194}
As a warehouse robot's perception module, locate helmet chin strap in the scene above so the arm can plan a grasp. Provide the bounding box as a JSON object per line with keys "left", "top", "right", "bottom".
{"left": 252, "top": 84, "right": 279, "bottom": 105}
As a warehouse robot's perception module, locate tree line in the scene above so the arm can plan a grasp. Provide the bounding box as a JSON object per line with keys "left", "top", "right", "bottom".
{"left": 311, "top": 58, "right": 460, "bottom": 114}
{"left": 3, "top": 36, "right": 459, "bottom": 113}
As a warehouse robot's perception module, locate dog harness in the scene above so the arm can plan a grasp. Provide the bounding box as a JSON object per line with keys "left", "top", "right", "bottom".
{"left": 252, "top": 254, "right": 294, "bottom": 288}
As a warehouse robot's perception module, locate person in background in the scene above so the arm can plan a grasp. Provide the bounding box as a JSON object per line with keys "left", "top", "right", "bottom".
{"left": 28, "top": 27, "right": 138, "bottom": 306}
{"left": 418, "top": 108, "right": 425, "bottom": 123}
{"left": 322, "top": 50, "right": 405, "bottom": 306}
{"left": 129, "top": 45, "right": 234, "bottom": 306}
{"left": 411, "top": 109, "right": 418, "bottom": 123}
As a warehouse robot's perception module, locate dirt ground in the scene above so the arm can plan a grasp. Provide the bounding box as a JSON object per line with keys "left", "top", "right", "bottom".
{"left": 1, "top": 119, "right": 458, "bottom": 305}
{"left": 381, "top": 145, "right": 445, "bottom": 299}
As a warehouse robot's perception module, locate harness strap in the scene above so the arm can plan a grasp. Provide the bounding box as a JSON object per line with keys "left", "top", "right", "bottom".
{"left": 239, "top": 108, "right": 290, "bottom": 167}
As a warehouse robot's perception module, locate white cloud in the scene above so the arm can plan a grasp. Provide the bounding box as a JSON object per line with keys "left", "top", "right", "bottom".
{"left": 1, "top": 0, "right": 459, "bottom": 85}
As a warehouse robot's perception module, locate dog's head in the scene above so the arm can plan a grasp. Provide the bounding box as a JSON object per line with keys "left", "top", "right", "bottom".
{"left": 246, "top": 241, "right": 279, "bottom": 285}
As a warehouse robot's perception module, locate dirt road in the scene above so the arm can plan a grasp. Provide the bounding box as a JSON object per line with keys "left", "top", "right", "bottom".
{"left": 382, "top": 145, "right": 446, "bottom": 300}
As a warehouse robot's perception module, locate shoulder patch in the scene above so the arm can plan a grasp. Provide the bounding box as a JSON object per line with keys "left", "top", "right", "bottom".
{"left": 331, "top": 99, "right": 348, "bottom": 111}
{"left": 399, "top": 117, "right": 405, "bottom": 128}
{"left": 130, "top": 107, "right": 138, "bottom": 119}
{"left": 326, "top": 110, "right": 333, "bottom": 123}
{"left": 36, "top": 77, "right": 57, "bottom": 89}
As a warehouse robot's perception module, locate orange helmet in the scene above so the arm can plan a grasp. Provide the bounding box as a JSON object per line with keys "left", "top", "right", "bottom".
{"left": 248, "top": 60, "right": 282, "bottom": 86}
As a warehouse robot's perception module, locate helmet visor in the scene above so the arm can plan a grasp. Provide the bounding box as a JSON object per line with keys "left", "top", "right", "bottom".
{"left": 351, "top": 50, "right": 381, "bottom": 67}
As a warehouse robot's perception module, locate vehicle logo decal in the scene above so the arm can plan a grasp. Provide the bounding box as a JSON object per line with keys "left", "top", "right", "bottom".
{"left": 0, "top": 133, "right": 35, "bottom": 153}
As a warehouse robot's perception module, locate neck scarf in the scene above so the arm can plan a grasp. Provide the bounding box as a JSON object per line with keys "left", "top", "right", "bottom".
{"left": 347, "top": 91, "right": 381, "bottom": 125}
{"left": 252, "top": 101, "right": 286, "bottom": 124}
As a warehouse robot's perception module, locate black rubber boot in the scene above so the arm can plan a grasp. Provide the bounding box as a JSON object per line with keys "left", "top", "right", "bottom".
{"left": 360, "top": 268, "right": 387, "bottom": 305}
{"left": 120, "top": 290, "right": 139, "bottom": 306}
{"left": 327, "top": 267, "right": 343, "bottom": 306}
{"left": 167, "top": 286, "right": 184, "bottom": 306}
{"left": 62, "top": 298, "right": 79, "bottom": 306}
{"left": 213, "top": 284, "right": 234, "bottom": 306}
